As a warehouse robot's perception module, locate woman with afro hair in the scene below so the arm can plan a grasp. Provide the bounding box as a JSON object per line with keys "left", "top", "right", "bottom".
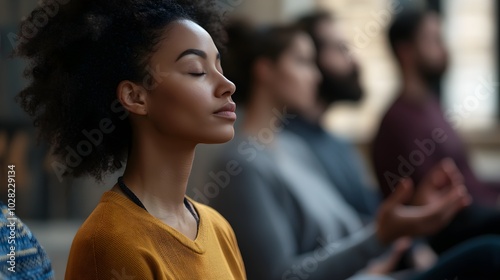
{"left": 14, "top": 0, "right": 245, "bottom": 279}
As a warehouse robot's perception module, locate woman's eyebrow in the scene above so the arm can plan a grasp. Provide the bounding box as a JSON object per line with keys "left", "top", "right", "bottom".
{"left": 176, "top": 49, "right": 207, "bottom": 61}
{"left": 175, "top": 49, "right": 221, "bottom": 62}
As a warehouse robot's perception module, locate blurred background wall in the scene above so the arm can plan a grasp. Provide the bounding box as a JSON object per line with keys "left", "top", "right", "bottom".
{"left": 0, "top": 0, "right": 499, "bottom": 278}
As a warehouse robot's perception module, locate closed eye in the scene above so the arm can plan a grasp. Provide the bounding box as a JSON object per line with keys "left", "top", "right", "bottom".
{"left": 189, "top": 72, "right": 207, "bottom": 77}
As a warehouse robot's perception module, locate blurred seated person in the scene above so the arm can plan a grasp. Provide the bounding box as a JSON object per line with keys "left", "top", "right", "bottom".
{"left": 292, "top": 12, "right": 381, "bottom": 219}
{"left": 372, "top": 9, "right": 500, "bottom": 207}
{"left": 371, "top": 9, "right": 500, "bottom": 253}
{"left": 205, "top": 21, "right": 491, "bottom": 280}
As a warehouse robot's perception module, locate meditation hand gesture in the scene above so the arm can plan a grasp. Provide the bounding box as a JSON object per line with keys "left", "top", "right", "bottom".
{"left": 376, "top": 158, "right": 472, "bottom": 244}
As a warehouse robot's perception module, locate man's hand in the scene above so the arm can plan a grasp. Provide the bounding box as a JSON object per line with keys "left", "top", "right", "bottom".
{"left": 376, "top": 173, "right": 471, "bottom": 244}
{"left": 412, "top": 158, "right": 466, "bottom": 206}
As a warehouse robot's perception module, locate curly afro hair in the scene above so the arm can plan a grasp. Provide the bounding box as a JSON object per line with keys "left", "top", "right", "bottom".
{"left": 14, "top": 0, "right": 225, "bottom": 181}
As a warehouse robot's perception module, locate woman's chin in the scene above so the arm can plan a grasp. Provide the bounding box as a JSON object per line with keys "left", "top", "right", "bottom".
{"left": 201, "top": 128, "right": 235, "bottom": 144}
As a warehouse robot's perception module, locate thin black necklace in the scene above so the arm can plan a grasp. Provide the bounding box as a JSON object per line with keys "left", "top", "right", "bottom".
{"left": 117, "top": 176, "right": 199, "bottom": 226}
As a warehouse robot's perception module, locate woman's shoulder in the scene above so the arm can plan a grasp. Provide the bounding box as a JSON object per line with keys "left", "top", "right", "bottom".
{"left": 71, "top": 191, "right": 149, "bottom": 248}
{"left": 66, "top": 192, "right": 159, "bottom": 280}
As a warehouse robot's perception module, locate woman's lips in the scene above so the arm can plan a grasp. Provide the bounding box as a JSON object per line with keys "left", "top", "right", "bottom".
{"left": 214, "top": 111, "right": 237, "bottom": 120}
{"left": 214, "top": 103, "right": 237, "bottom": 120}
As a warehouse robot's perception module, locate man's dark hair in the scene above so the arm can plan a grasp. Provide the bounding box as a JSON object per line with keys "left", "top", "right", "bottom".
{"left": 14, "top": 0, "right": 224, "bottom": 180}
{"left": 388, "top": 9, "right": 429, "bottom": 60}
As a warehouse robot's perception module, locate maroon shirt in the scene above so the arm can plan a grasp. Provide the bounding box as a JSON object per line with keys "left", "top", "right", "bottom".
{"left": 372, "top": 94, "right": 500, "bottom": 206}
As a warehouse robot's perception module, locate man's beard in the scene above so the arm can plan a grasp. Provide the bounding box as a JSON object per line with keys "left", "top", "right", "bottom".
{"left": 318, "top": 67, "right": 364, "bottom": 105}
{"left": 417, "top": 58, "right": 448, "bottom": 91}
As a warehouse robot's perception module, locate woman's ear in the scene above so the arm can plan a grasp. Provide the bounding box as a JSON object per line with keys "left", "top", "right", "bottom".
{"left": 116, "top": 81, "right": 148, "bottom": 116}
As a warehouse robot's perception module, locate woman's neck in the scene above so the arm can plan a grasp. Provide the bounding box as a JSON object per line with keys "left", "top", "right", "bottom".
{"left": 119, "top": 130, "right": 196, "bottom": 220}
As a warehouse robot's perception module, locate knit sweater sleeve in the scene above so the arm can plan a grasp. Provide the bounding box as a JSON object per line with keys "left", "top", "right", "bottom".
{"left": 0, "top": 202, "right": 54, "bottom": 279}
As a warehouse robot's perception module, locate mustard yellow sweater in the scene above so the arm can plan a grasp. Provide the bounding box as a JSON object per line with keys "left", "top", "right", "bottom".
{"left": 65, "top": 191, "right": 246, "bottom": 280}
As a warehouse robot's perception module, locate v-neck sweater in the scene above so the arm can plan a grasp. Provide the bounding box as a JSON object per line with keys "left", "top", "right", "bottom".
{"left": 65, "top": 191, "right": 246, "bottom": 280}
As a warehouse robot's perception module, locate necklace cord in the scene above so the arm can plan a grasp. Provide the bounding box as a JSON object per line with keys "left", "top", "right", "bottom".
{"left": 117, "top": 176, "right": 200, "bottom": 226}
